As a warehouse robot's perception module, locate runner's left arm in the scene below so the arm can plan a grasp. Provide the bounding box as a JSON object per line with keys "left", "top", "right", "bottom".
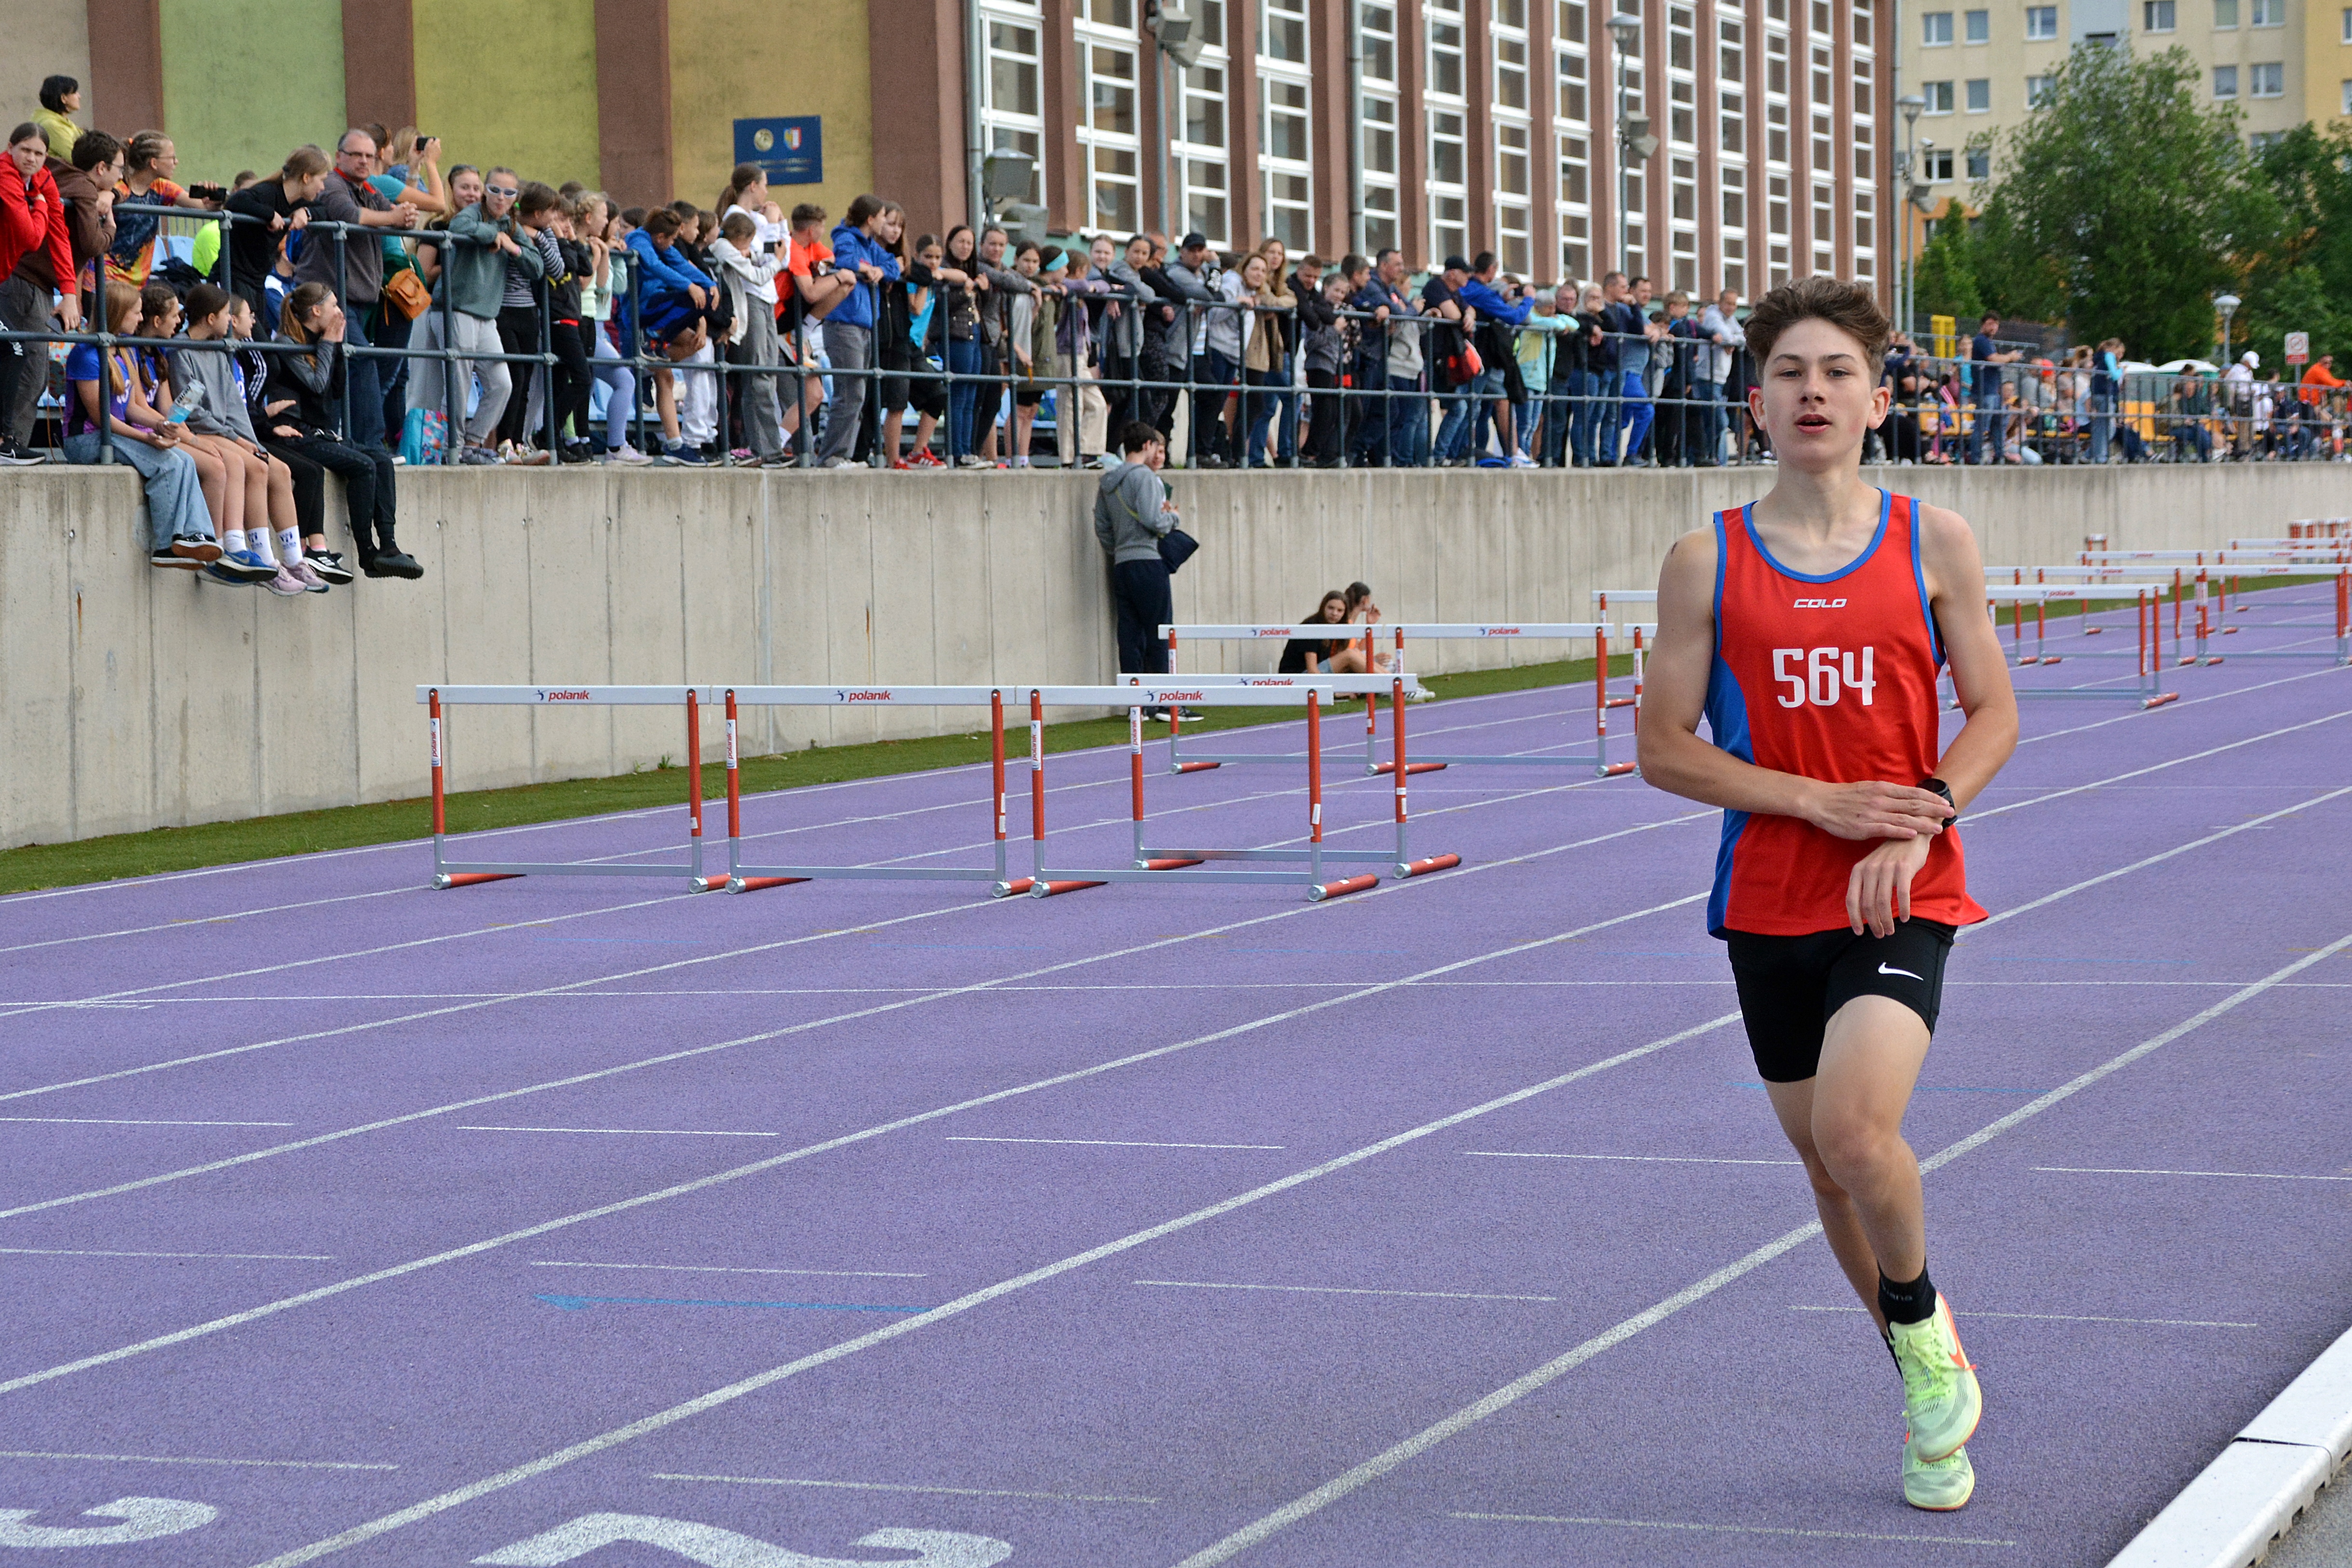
{"left": 1843, "top": 503, "right": 2019, "bottom": 937}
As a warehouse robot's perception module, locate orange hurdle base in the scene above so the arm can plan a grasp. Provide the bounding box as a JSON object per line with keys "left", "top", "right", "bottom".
{"left": 1144, "top": 857, "right": 1207, "bottom": 870}
{"left": 1600, "top": 761, "right": 1637, "bottom": 777}
{"left": 435, "top": 872, "right": 523, "bottom": 889}
{"left": 1370, "top": 760, "right": 1449, "bottom": 775}
{"left": 1310, "top": 874, "right": 1382, "bottom": 901}
{"left": 1174, "top": 760, "right": 1223, "bottom": 773}
{"left": 1397, "top": 853, "right": 1462, "bottom": 877}
{"left": 2143, "top": 692, "right": 2182, "bottom": 708}
{"left": 729, "top": 875, "right": 811, "bottom": 892}
{"left": 1030, "top": 878, "right": 1109, "bottom": 897}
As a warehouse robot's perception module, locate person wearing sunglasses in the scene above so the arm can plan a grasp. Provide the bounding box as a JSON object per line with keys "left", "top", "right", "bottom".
{"left": 438, "top": 166, "right": 539, "bottom": 464}
{"left": 287, "top": 130, "right": 416, "bottom": 451}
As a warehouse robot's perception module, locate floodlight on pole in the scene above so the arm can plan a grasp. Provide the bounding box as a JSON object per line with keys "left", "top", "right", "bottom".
{"left": 2214, "top": 291, "right": 2241, "bottom": 362}
{"left": 1607, "top": 10, "right": 1643, "bottom": 273}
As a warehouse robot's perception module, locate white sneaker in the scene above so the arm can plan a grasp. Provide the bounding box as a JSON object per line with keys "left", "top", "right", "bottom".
{"left": 1509, "top": 453, "right": 1537, "bottom": 468}
{"left": 821, "top": 456, "right": 855, "bottom": 469}
{"left": 601, "top": 444, "right": 653, "bottom": 466}
{"left": 284, "top": 557, "right": 332, "bottom": 593}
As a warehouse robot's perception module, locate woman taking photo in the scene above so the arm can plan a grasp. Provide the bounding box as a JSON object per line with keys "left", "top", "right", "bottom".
{"left": 261, "top": 282, "right": 417, "bottom": 580}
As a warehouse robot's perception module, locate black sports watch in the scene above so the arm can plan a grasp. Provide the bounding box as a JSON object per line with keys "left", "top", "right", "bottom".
{"left": 1921, "top": 777, "right": 1959, "bottom": 823}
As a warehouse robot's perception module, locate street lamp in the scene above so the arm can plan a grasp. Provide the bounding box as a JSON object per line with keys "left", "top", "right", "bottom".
{"left": 1606, "top": 10, "right": 1653, "bottom": 275}
{"left": 2214, "top": 291, "right": 2241, "bottom": 365}
{"left": 1897, "top": 93, "right": 1926, "bottom": 336}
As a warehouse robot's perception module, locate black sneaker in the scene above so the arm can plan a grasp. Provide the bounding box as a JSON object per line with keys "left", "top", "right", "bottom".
{"left": 151, "top": 545, "right": 199, "bottom": 570}
{"left": 370, "top": 549, "right": 424, "bottom": 580}
{"left": 558, "top": 442, "right": 591, "bottom": 465}
{"left": 0, "top": 443, "right": 45, "bottom": 466}
{"left": 303, "top": 549, "right": 355, "bottom": 585}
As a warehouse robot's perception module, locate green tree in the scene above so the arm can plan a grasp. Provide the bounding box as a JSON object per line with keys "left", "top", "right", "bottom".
{"left": 2236, "top": 123, "right": 2352, "bottom": 366}
{"left": 1912, "top": 215, "right": 1984, "bottom": 324}
{"left": 1970, "top": 43, "right": 2261, "bottom": 360}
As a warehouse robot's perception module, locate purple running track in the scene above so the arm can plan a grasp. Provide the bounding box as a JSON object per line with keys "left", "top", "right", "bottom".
{"left": 0, "top": 614, "right": 2348, "bottom": 1568}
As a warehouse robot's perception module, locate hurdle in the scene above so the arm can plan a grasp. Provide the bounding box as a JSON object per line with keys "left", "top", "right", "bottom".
{"left": 1156, "top": 623, "right": 1398, "bottom": 775}
{"left": 1161, "top": 621, "right": 1642, "bottom": 777}
{"left": 1984, "top": 567, "right": 2190, "bottom": 664}
{"left": 2081, "top": 548, "right": 2350, "bottom": 658}
{"left": 423, "top": 685, "right": 722, "bottom": 892}
{"left": 1983, "top": 587, "right": 2179, "bottom": 707}
{"left": 1027, "top": 680, "right": 1459, "bottom": 901}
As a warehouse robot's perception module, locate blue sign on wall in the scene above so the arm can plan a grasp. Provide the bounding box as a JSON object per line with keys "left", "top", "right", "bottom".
{"left": 733, "top": 117, "right": 823, "bottom": 186}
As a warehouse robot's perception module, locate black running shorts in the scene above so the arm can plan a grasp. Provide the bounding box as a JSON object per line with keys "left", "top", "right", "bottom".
{"left": 1723, "top": 919, "right": 1957, "bottom": 1084}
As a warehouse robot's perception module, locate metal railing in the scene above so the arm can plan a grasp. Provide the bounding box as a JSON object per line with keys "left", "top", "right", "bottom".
{"left": 8, "top": 210, "right": 2345, "bottom": 470}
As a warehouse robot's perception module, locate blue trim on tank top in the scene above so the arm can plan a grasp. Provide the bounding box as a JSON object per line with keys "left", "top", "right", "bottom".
{"left": 1705, "top": 507, "right": 1752, "bottom": 937}
{"left": 1906, "top": 497, "right": 1945, "bottom": 666}
{"left": 1738, "top": 488, "right": 1893, "bottom": 584}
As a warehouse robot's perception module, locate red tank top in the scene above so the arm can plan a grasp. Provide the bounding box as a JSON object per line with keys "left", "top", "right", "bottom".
{"left": 1703, "top": 491, "right": 1986, "bottom": 936}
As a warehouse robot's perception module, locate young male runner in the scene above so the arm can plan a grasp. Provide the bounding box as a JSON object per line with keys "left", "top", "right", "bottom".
{"left": 1639, "top": 276, "right": 2018, "bottom": 1509}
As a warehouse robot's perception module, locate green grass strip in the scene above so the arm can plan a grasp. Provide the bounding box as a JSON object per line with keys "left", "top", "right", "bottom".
{"left": 0, "top": 652, "right": 1633, "bottom": 896}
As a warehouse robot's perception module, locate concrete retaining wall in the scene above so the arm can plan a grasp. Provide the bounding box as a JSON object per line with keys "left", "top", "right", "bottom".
{"left": 0, "top": 462, "right": 2332, "bottom": 848}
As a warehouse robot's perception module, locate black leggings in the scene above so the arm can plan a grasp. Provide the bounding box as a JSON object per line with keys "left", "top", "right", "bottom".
{"left": 495, "top": 304, "right": 543, "bottom": 445}
{"left": 271, "top": 441, "right": 327, "bottom": 538}
{"left": 267, "top": 434, "right": 396, "bottom": 556}
{"left": 552, "top": 320, "right": 594, "bottom": 445}
{"left": 1306, "top": 368, "right": 1343, "bottom": 461}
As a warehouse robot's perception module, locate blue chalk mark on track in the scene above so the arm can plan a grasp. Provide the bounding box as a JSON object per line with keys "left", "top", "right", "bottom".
{"left": 535, "top": 1293, "right": 932, "bottom": 1314}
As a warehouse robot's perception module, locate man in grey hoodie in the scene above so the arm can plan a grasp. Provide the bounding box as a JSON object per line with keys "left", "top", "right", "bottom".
{"left": 1093, "top": 420, "right": 1181, "bottom": 692}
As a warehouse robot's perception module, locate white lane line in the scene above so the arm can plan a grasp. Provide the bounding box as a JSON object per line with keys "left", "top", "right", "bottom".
{"left": 0, "top": 1450, "right": 394, "bottom": 1471}
{"left": 0, "top": 896, "right": 992, "bottom": 1108}
{"left": 650, "top": 1473, "right": 1159, "bottom": 1505}
{"left": 237, "top": 1006, "right": 1745, "bottom": 1568}
{"left": 1448, "top": 1512, "right": 2017, "bottom": 1547}
{"left": 0, "top": 1116, "right": 297, "bottom": 1127}
{"left": 1135, "top": 1280, "right": 1560, "bottom": 1303}
{"left": 530, "top": 1262, "right": 928, "bottom": 1280}
{"left": 0, "top": 889, "right": 1717, "bottom": 1405}
{"left": 1788, "top": 1305, "right": 2258, "bottom": 1329}
{"left": 1160, "top": 927, "right": 2352, "bottom": 1568}
{"left": 1969, "top": 710, "right": 2352, "bottom": 822}
{"left": 0, "top": 1247, "right": 334, "bottom": 1261}
{"left": 1960, "top": 785, "right": 2352, "bottom": 935}
{"left": 2033, "top": 1165, "right": 2352, "bottom": 1183}
{"left": 0, "top": 887, "right": 418, "bottom": 957}
{"left": 2009, "top": 650, "right": 2348, "bottom": 749}
{"left": 0, "top": 892, "right": 694, "bottom": 1026}
{"left": 0, "top": 812, "right": 1710, "bottom": 1225}
{"left": 1464, "top": 1152, "right": 1802, "bottom": 1166}
{"left": 454, "top": 1126, "right": 781, "bottom": 1139}
{"left": 947, "top": 1137, "right": 1285, "bottom": 1151}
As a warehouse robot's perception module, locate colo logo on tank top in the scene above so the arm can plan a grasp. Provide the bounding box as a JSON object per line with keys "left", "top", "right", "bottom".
{"left": 1702, "top": 491, "right": 1988, "bottom": 937}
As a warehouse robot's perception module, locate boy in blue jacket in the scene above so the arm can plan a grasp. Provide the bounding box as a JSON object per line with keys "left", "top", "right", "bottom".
{"left": 817, "top": 194, "right": 902, "bottom": 466}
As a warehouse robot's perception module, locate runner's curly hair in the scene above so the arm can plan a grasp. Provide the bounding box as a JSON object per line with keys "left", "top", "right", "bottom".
{"left": 1743, "top": 275, "right": 1890, "bottom": 369}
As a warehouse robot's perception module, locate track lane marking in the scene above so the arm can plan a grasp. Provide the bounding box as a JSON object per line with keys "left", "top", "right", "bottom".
{"left": 234, "top": 1002, "right": 1745, "bottom": 1568}
{"left": 1160, "top": 927, "right": 2352, "bottom": 1567}
{"left": 650, "top": 1473, "right": 1160, "bottom": 1505}
{"left": 1448, "top": 1512, "right": 2016, "bottom": 1547}
{"left": 0, "top": 856, "right": 1713, "bottom": 1400}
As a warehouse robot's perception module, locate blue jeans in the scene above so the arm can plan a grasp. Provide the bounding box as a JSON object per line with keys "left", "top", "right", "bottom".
{"left": 64, "top": 431, "right": 213, "bottom": 548}
{"left": 1434, "top": 385, "right": 1474, "bottom": 460}
{"left": 1968, "top": 389, "right": 2004, "bottom": 463}
{"left": 1389, "top": 375, "right": 1429, "bottom": 467}
{"left": 1693, "top": 379, "right": 1725, "bottom": 463}
{"left": 1349, "top": 355, "right": 1390, "bottom": 463}
{"left": 2088, "top": 392, "right": 2115, "bottom": 463}
{"left": 946, "top": 336, "right": 984, "bottom": 458}
{"left": 1615, "top": 369, "right": 1652, "bottom": 463}
{"left": 1243, "top": 365, "right": 1294, "bottom": 466}
{"left": 1566, "top": 369, "right": 1606, "bottom": 465}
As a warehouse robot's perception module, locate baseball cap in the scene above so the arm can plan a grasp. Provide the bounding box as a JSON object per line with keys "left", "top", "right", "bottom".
{"left": 2242, "top": 350, "right": 2260, "bottom": 367}
{"left": 1443, "top": 254, "right": 1471, "bottom": 273}
{"left": 1181, "top": 231, "right": 1209, "bottom": 250}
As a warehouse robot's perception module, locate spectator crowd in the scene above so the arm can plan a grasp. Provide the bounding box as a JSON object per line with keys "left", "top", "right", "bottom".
{"left": 5, "top": 68, "right": 2348, "bottom": 589}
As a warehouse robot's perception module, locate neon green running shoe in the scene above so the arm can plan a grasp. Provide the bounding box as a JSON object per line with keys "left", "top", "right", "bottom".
{"left": 1904, "top": 1436, "right": 1976, "bottom": 1510}
{"left": 1888, "top": 1297, "right": 1982, "bottom": 1463}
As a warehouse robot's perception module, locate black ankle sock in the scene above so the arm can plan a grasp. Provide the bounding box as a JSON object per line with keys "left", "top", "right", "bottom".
{"left": 1879, "top": 1265, "right": 1937, "bottom": 1326}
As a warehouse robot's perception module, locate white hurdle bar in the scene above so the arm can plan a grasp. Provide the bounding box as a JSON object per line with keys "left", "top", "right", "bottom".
{"left": 1981, "top": 588, "right": 2180, "bottom": 707}
{"left": 1026, "top": 680, "right": 1459, "bottom": 901}
{"left": 424, "top": 685, "right": 720, "bottom": 891}
{"left": 1162, "top": 622, "right": 1644, "bottom": 777}
{"left": 421, "top": 681, "right": 1441, "bottom": 901}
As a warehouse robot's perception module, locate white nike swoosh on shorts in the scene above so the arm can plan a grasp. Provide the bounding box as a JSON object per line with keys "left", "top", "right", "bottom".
{"left": 1878, "top": 963, "right": 1924, "bottom": 981}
